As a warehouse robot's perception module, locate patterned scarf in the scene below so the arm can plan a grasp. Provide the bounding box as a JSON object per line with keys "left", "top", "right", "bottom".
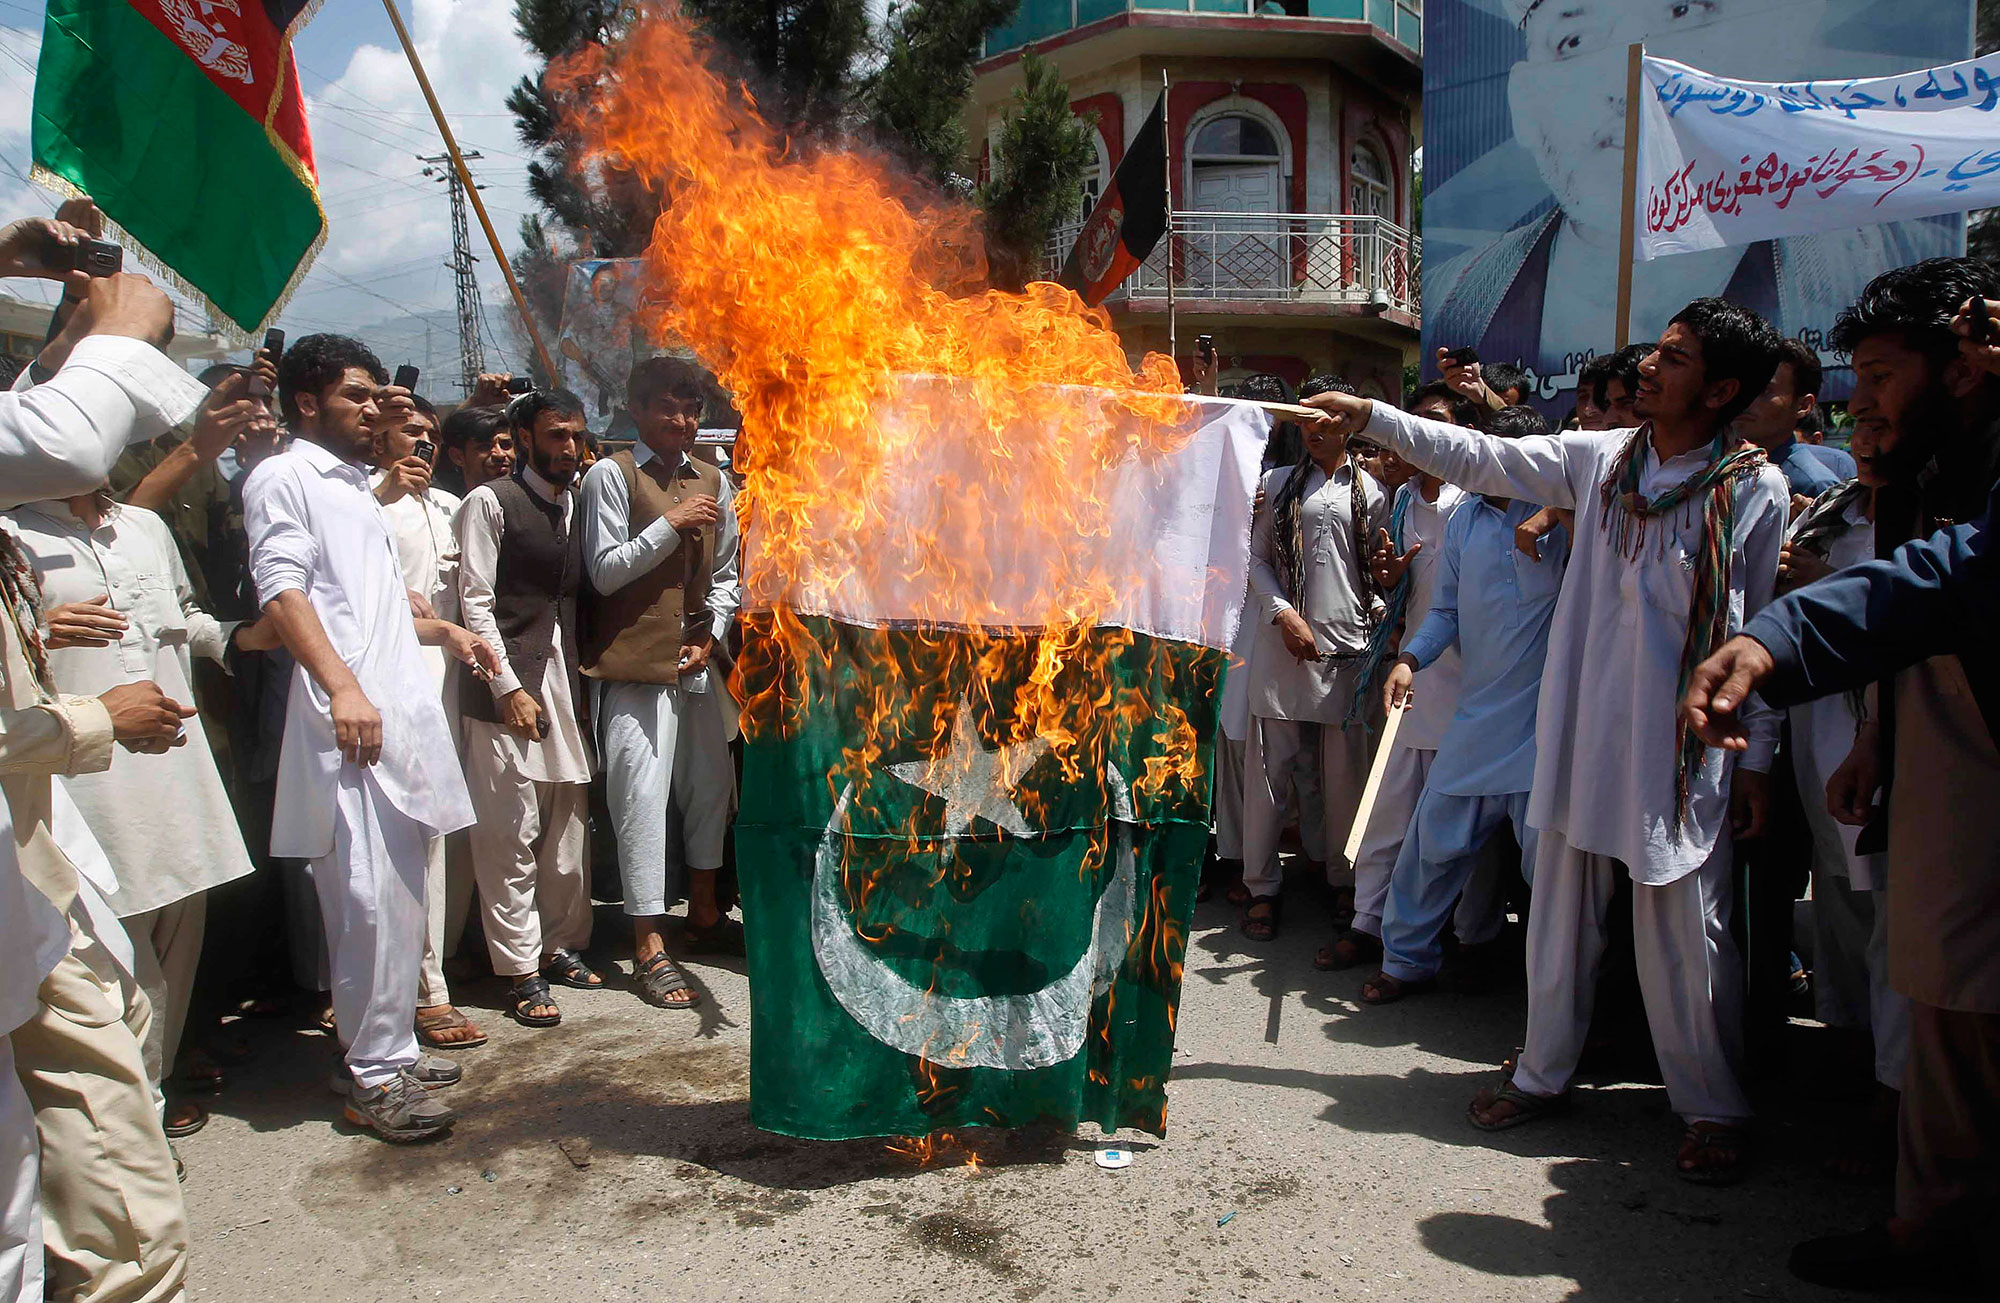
{"left": 1786, "top": 478, "right": 1869, "bottom": 560}
{"left": 1595, "top": 425, "right": 1768, "bottom": 830}
{"left": 1270, "top": 452, "right": 1376, "bottom": 621}
{"left": 0, "top": 528, "right": 50, "bottom": 695}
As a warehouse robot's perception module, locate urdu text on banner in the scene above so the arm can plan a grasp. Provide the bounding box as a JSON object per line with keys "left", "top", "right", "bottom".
{"left": 1635, "top": 52, "right": 2000, "bottom": 261}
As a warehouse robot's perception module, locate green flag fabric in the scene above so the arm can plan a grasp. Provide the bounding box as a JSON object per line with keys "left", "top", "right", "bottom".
{"left": 736, "top": 385, "right": 1267, "bottom": 1141}
{"left": 33, "top": 0, "right": 325, "bottom": 335}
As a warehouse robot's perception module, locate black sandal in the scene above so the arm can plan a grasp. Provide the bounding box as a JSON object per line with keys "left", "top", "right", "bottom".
{"left": 1314, "top": 928, "right": 1382, "bottom": 971}
{"left": 508, "top": 975, "right": 562, "bottom": 1027}
{"left": 636, "top": 952, "right": 703, "bottom": 1009}
{"left": 1240, "top": 895, "right": 1282, "bottom": 942}
{"left": 542, "top": 948, "right": 605, "bottom": 990}
{"left": 682, "top": 915, "right": 746, "bottom": 956}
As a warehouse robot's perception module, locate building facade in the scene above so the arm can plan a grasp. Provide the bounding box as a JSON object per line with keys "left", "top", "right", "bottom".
{"left": 973, "top": 0, "right": 1423, "bottom": 401}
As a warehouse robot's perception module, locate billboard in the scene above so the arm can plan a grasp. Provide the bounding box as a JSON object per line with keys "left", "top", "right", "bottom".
{"left": 1421, "top": 0, "right": 1974, "bottom": 409}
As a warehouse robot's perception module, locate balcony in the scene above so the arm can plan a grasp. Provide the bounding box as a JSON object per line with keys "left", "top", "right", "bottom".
{"left": 986, "top": 0, "right": 1422, "bottom": 60}
{"left": 1043, "top": 211, "right": 1421, "bottom": 323}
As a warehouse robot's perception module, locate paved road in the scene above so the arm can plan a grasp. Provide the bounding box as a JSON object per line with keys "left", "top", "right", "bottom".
{"left": 180, "top": 888, "right": 1904, "bottom": 1302}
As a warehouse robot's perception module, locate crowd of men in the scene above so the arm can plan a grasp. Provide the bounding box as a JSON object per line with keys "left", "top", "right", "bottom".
{"left": 0, "top": 191, "right": 1995, "bottom": 1300}
{"left": 1205, "top": 254, "right": 1998, "bottom": 1292}
{"left": 0, "top": 204, "right": 742, "bottom": 1300}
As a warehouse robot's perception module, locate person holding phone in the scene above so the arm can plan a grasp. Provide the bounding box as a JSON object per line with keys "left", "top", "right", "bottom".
{"left": 579, "top": 356, "right": 743, "bottom": 1011}
{"left": 368, "top": 395, "right": 486, "bottom": 1051}
{"left": 454, "top": 388, "right": 598, "bottom": 1029}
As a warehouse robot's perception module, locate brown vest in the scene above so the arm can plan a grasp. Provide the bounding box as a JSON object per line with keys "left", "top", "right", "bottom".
{"left": 581, "top": 449, "right": 723, "bottom": 684}
{"left": 461, "top": 474, "right": 584, "bottom": 725}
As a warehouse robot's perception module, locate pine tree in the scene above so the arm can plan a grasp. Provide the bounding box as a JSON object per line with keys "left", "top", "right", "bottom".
{"left": 864, "top": 0, "right": 1019, "bottom": 191}
{"left": 679, "top": 0, "right": 873, "bottom": 137}
{"left": 978, "top": 51, "right": 1097, "bottom": 292}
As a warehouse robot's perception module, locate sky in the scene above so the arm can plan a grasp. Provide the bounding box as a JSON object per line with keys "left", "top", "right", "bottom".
{"left": 0, "top": 0, "right": 546, "bottom": 391}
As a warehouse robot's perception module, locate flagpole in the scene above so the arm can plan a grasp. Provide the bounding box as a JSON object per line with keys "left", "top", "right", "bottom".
{"left": 380, "top": 0, "right": 559, "bottom": 383}
{"left": 1614, "top": 41, "right": 1644, "bottom": 350}
{"left": 1161, "top": 68, "right": 1177, "bottom": 375}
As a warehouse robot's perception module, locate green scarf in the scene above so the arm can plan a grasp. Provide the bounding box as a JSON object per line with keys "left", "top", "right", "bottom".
{"left": 1595, "top": 425, "right": 1768, "bottom": 831}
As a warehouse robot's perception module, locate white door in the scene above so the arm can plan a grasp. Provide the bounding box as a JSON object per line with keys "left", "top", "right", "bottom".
{"left": 1189, "top": 160, "right": 1284, "bottom": 293}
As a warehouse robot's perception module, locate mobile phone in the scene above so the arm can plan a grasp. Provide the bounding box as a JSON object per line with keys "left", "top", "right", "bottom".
{"left": 1196, "top": 333, "right": 1216, "bottom": 361}
{"left": 250, "top": 328, "right": 284, "bottom": 398}
{"left": 1446, "top": 346, "right": 1481, "bottom": 366}
{"left": 1969, "top": 298, "right": 1993, "bottom": 343}
{"left": 41, "top": 228, "right": 123, "bottom": 277}
{"left": 504, "top": 376, "right": 536, "bottom": 395}
{"left": 393, "top": 364, "right": 419, "bottom": 392}
{"left": 412, "top": 438, "right": 435, "bottom": 465}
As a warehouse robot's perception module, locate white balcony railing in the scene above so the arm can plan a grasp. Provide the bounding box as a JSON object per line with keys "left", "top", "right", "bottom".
{"left": 1043, "top": 211, "right": 1421, "bottom": 320}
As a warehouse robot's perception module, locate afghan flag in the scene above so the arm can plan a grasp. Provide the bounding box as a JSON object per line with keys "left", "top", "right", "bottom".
{"left": 735, "top": 378, "right": 1266, "bottom": 1141}
{"left": 1058, "top": 93, "right": 1168, "bottom": 308}
{"left": 32, "top": 0, "right": 325, "bottom": 334}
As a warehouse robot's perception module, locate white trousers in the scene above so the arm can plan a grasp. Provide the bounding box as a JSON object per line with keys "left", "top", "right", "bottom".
{"left": 464, "top": 742, "right": 591, "bottom": 980}
{"left": 1513, "top": 828, "right": 1752, "bottom": 1125}
{"left": 1241, "top": 715, "right": 1368, "bottom": 897}
{"left": 1380, "top": 788, "right": 1530, "bottom": 981}
{"left": 416, "top": 832, "right": 475, "bottom": 1009}
{"left": 312, "top": 771, "right": 427, "bottom": 1090}
{"left": 122, "top": 896, "right": 205, "bottom": 1094}
{"left": 0, "top": 1037, "right": 41, "bottom": 1303}
{"left": 1348, "top": 745, "right": 1434, "bottom": 938}
{"left": 1811, "top": 862, "right": 1911, "bottom": 1090}
{"left": 600, "top": 681, "right": 735, "bottom": 917}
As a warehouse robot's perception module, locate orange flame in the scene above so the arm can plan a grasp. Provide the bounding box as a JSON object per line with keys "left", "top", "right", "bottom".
{"left": 561, "top": 6, "right": 1211, "bottom": 1085}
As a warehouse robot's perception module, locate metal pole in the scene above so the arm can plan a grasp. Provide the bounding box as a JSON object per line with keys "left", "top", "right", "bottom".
{"left": 381, "top": 0, "right": 559, "bottom": 382}
{"left": 1614, "top": 41, "right": 1644, "bottom": 350}
{"left": 1162, "top": 69, "right": 1177, "bottom": 373}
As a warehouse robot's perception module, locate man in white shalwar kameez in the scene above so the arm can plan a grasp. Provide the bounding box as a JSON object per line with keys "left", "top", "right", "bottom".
{"left": 245, "top": 335, "right": 497, "bottom": 1143}
{"left": 1307, "top": 299, "right": 1788, "bottom": 1183}
{"left": 1238, "top": 375, "right": 1389, "bottom": 943}
{"left": 370, "top": 398, "right": 485, "bottom": 1050}
{"left": 579, "top": 357, "right": 741, "bottom": 1009}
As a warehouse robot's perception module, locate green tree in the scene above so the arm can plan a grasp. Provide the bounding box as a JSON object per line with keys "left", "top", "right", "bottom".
{"left": 1972, "top": 0, "right": 2000, "bottom": 264}
{"left": 864, "top": 0, "right": 1019, "bottom": 191}
{"left": 979, "top": 51, "right": 1096, "bottom": 291}
{"left": 678, "top": 0, "right": 873, "bottom": 135}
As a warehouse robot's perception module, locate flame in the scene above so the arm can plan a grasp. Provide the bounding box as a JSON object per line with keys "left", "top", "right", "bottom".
{"left": 561, "top": 6, "right": 1208, "bottom": 1096}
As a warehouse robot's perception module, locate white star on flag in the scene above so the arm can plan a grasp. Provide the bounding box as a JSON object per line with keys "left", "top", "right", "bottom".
{"left": 888, "top": 697, "right": 1050, "bottom": 838}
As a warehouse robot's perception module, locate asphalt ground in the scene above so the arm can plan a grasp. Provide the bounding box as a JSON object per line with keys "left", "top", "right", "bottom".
{"left": 176, "top": 874, "right": 1926, "bottom": 1302}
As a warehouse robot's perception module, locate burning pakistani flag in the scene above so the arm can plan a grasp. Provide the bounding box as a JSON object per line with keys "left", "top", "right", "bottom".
{"left": 735, "top": 378, "right": 1265, "bottom": 1141}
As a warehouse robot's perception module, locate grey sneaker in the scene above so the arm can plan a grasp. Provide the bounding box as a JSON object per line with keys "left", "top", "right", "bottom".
{"left": 402, "top": 1053, "right": 462, "bottom": 1090}
{"left": 330, "top": 1053, "right": 460, "bottom": 1095}
{"left": 343, "top": 1072, "right": 456, "bottom": 1142}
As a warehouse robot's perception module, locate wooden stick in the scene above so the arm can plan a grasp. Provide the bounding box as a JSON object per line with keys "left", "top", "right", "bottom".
{"left": 1614, "top": 41, "right": 1645, "bottom": 351}
{"left": 380, "top": 0, "right": 559, "bottom": 383}
{"left": 1343, "top": 698, "right": 1408, "bottom": 863}
{"left": 1240, "top": 399, "right": 1324, "bottom": 422}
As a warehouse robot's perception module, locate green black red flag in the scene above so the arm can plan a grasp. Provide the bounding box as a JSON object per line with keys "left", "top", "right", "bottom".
{"left": 1058, "top": 95, "right": 1168, "bottom": 307}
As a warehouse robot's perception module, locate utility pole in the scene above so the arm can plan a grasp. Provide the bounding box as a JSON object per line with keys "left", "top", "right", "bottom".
{"left": 420, "top": 150, "right": 487, "bottom": 394}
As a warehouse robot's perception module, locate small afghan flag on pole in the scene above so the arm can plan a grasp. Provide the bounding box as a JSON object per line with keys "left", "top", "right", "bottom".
{"left": 32, "top": 0, "right": 326, "bottom": 335}
{"left": 1058, "top": 93, "right": 1168, "bottom": 308}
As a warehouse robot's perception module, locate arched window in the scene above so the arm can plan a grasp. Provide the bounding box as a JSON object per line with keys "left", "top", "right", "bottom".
{"left": 1189, "top": 114, "right": 1284, "bottom": 214}
{"left": 1077, "top": 125, "right": 1110, "bottom": 215}
{"left": 1349, "top": 140, "right": 1391, "bottom": 218}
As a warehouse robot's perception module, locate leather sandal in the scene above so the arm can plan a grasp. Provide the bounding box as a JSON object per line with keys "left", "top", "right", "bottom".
{"left": 508, "top": 975, "right": 562, "bottom": 1028}
{"left": 542, "top": 948, "right": 605, "bottom": 989}
{"left": 636, "top": 952, "right": 703, "bottom": 1009}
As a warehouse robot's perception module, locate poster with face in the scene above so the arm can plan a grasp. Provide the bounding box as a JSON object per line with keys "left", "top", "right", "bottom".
{"left": 557, "top": 257, "right": 646, "bottom": 423}
{"left": 1421, "top": 0, "right": 1972, "bottom": 408}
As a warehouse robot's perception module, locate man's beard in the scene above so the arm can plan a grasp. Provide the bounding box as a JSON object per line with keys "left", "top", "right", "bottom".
{"left": 533, "top": 451, "right": 575, "bottom": 486}
{"left": 1883, "top": 386, "right": 1962, "bottom": 485}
